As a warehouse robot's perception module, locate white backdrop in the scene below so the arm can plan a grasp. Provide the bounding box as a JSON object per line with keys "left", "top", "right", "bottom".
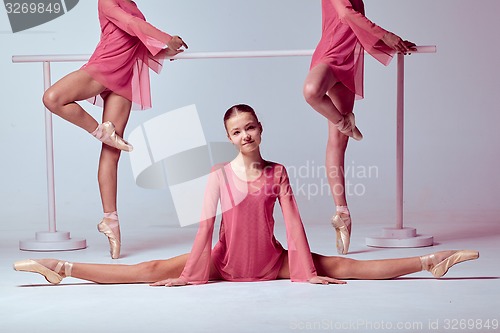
{"left": 1, "top": 0, "right": 499, "bottom": 230}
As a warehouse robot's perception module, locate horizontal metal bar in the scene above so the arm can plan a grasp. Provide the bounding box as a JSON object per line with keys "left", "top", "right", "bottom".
{"left": 12, "top": 46, "right": 436, "bottom": 63}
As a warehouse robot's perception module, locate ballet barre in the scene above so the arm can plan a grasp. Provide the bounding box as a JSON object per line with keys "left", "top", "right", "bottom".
{"left": 365, "top": 48, "right": 436, "bottom": 248}
{"left": 12, "top": 46, "right": 437, "bottom": 63}
{"left": 12, "top": 46, "right": 436, "bottom": 251}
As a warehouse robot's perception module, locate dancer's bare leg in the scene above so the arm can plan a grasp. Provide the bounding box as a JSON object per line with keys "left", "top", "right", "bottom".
{"left": 305, "top": 64, "right": 356, "bottom": 252}
{"left": 32, "top": 255, "right": 222, "bottom": 284}
{"left": 326, "top": 124, "right": 349, "bottom": 206}
{"left": 326, "top": 83, "right": 355, "bottom": 248}
{"left": 94, "top": 93, "right": 132, "bottom": 258}
{"left": 303, "top": 63, "right": 343, "bottom": 124}
{"left": 310, "top": 250, "right": 478, "bottom": 280}
{"left": 72, "top": 256, "right": 189, "bottom": 284}
{"left": 325, "top": 83, "right": 354, "bottom": 209}
{"left": 278, "top": 252, "right": 421, "bottom": 280}
{"left": 42, "top": 70, "right": 106, "bottom": 133}
{"left": 98, "top": 93, "right": 132, "bottom": 213}
{"left": 311, "top": 253, "right": 422, "bottom": 279}
{"left": 304, "top": 64, "right": 356, "bottom": 210}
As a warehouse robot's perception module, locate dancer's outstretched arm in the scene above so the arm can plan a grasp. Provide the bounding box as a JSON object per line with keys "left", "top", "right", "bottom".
{"left": 100, "top": 0, "right": 187, "bottom": 56}
{"left": 152, "top": 166, "right": 222, "bottom": 287}
{"left": 330, "top": 0, "right": 416, "bottom": 61}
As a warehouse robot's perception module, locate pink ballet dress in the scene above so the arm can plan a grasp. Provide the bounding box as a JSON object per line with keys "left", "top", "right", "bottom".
{"left": 311, "top": 0, "right": 396, "bottom": 99}
{"left": 179, "top": 162, "right": 318, "bottom": 284}
{"left": 81, "top": 0, "right": 173, "bottom": 110}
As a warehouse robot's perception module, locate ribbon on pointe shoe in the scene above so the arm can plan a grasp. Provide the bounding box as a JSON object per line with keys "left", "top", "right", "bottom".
{"left": 331, "top": 214, "right": 351, "bottom": 255}
{"left": 336, "top": 113, "right": 363, "bottom": 141}
{"left": 420, "top": 250, "right": 479, "bottom": 278}
{"left": 97, "top": 218, "right": 121, "bottom": 259}
{"left": 13, "top": 259, "right": 72, "bottom": 284}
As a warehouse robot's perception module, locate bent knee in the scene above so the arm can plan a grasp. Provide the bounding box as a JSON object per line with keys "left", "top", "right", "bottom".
{"left": 42, "top": 89, "right": 64, "bottom": 112}
{"left": 303, "top": 82, "right": 325, "bottom": 105}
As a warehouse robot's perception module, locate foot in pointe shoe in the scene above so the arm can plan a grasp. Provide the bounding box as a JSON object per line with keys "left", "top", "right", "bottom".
{"left": 420, "top": 250, "right": 479, "bottom": 278}
{"left": 92, "top": 121, "right": 133, "bottom": 152}
{"left": 98, "top": 218, "right": 121, "bottom": 259}
{"left": 331, "top": 213, "right": 352, "bottom": 255}
{"left": 13, "top": 259, "right": 73, "bottom": 284}
{"left": 336, "top": 113, "right": 363, "bottom": 141}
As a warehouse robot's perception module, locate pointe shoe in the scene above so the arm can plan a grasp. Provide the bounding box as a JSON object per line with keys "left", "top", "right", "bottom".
{"left": 98, "top": 218, "right": 121, "bottom": 259}
{"left": 331, "top": 214, "right": 351, "bottom": 255}
{"left": 336, "top": 113, "right": 363, "bottom": 141}
{"left": 420, "top": 250, "right": 479, "bottom": 278}
{"left": 13, "top": 259, "right": 72, "bottom": 284}
{"left": 92, "top": 121, "right": 133, "bottom": 152}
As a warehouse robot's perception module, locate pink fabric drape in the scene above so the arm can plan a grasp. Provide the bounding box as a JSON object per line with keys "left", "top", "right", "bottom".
{"left": 311, "top": 0, "right": 396, "bottom": 99}
{"left": 82, "top": 0, "right": 172, "bottom": 110}
{"left": 180, "top": 163, "right": 318, "bottom": 284}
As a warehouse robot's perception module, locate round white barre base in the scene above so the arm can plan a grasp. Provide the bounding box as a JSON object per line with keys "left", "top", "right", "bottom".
{"left": 19, "top": 231, "right": 87, "bottom": 251}
{"left": 366, "top": 227, "right": 434, "bottom": 248}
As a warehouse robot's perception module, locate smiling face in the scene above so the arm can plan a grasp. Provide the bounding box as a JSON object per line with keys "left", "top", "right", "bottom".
{"left": 225, "top": 111, "right": 263, "bottom": 153}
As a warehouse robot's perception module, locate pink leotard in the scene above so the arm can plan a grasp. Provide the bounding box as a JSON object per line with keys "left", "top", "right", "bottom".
{"left": 179, "top": 162, "right": 318, "bottom": 284}
{"left": 311, "top": 0, "right": 396, "bottom": 99}
{"left": 81, "top": 0, "right": 173, "bottom": 110}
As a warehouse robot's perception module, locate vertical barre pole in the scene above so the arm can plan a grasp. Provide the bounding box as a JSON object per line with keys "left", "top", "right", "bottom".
{"left": 396, "top": 53, "right": 404, "bottom": 230}
{"left": 43, "top": 61, "right": 57, "bottom": 233}
{"left": 18, "top": 62, "right": 86, "bottom": 251}
{"left": 365, "top": 52, "right": 433, "bottom": 248}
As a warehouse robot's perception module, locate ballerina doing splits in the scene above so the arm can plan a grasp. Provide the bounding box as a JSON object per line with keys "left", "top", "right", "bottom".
{"left": 14, "top": 105, "right": 479, "bottom": 286}
{"left": 41, "top": 0, "right": 188, "bottom": 259}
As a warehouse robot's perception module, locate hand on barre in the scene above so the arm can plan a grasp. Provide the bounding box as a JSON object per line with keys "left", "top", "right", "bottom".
{"left": 381, "top": 32, "right": 417, "bottom": 55}
{"left": 167, "top": 35, "right": 189, "bottom": 51}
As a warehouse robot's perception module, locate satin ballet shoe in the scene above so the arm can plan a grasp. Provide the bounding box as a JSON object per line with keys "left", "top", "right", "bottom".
{"left": 13, "top": 259, "right": 73, "bottom": 284}
{"left": 331, "top": 213, "right": 351, "bottom": 255}
{"left": 420, "top": 250, "right": 479, "bottom": 278}
{"left": 92, "top": 121, "right": 133, "bottom": 152}
{"left": 336, "top": 113, "right": 363, "bottom": 141}
{"left": 98, "top": 218, "right": 121, "bottom": 259}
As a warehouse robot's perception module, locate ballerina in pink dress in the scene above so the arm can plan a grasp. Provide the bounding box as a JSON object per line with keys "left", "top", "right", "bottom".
{"left": 303, "top": 0, "right": 416, "bottom": 255}
{"left": 13, "top": 105, "right": 479, "bottom": 286}
{"left": 42, "top": 0, "right": 188, "bottom": 259}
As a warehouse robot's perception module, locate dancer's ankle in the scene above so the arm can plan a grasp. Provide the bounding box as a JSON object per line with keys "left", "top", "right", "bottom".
{"left": 104, "top": 211, "right": 119, "bottom": 220}
{"left": 336, "top": 205, "right": 350, "bottom": 216}
{"left": 91, "top": 123, "right": 103, "bottom": 138}
{"left": 90, "top": 122, "right": 133, "bottom": 152}
{"left": 103, "top": 211, "right": 119, "bottom": 228}
{"left": 36, "top": 259, "right": 72, "bottom": 278}
{"left": 420, "top": 250, "right": 456, "bottom": 271}
{"left": 335, "top": 116, "right": 346, "bottom": 130}
{"left": 64, "top": 262, "right": 73, "bottom": 277}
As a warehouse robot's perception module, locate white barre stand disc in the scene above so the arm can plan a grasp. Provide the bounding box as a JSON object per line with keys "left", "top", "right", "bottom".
{"left": 366, "top": 227, "right": 434, "bottom": 248}
{"left": 19, "top": 231, "right": 87, "bottom": 251}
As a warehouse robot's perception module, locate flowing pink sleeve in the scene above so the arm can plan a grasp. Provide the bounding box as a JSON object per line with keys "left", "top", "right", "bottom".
{"left": 277, "top": 166, "right": 317, "bottom": 282}
{"left": 100, "top": 0, "right": 172, "bottom": 56}
{"left": 178, "top": 167, "right": 221, "bottom": 285}
{"left": 331, "top": 0, "right": 395, "bottom": 65}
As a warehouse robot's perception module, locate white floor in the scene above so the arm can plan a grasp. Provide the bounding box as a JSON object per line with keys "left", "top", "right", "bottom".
{"left": 1, "top": 212, "right": 499, "bottom": 333}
